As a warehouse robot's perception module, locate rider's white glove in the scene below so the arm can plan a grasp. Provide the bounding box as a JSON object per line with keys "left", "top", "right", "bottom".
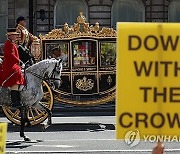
{"left": 21, "top": 64, "right": 25, "bottom": 69}
{"left": 0, "top": 58, "right": 3, "bottom": 65}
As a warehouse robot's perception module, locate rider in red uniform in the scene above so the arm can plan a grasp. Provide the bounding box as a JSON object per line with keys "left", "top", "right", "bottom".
{"left": 0, "top": 28, "right": 25, "bottom": 107}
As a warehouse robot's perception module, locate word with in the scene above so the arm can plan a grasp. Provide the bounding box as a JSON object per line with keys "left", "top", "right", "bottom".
{"left": 134, "top": 61, "right": 180, "bottom": 77}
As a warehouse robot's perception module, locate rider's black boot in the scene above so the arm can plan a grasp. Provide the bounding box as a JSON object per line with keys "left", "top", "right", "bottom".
{"left": 11, "top": 90, "right": 21, "bottom": 107}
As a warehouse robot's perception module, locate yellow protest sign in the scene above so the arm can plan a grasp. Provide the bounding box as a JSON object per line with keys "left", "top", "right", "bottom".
{"left": 0, "top": 123, "right": 7, "bottom": 154}
{"left": 116, "top": 23, "right": 180, "bottom": 141}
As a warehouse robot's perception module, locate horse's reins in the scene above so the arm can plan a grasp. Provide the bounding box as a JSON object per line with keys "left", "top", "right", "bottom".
{"left": 2, "top": 72, "right": 17, "bottom": 86}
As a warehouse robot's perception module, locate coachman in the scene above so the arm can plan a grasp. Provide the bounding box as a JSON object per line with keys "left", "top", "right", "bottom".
{"left": 0, "top": 28, "right": 25, "bottom": 107}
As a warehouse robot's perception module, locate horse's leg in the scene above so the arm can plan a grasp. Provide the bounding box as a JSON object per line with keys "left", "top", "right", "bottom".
{"left": 47, "top": 109, "right": 52, "bottom": 125}
{"left": 36, "top": 103, "right": 52, "bottom": 125}
{"left": 20, "top": 105, "right": 31, "bottom": 141}
{"left": 33, "top": 102, "right": 52, "bottom": 126}
{"left": 24, "top": 107, "right": 32, "bottom": 127}
{"left": 41, "top": 104, "right": 52, "bottom": 125}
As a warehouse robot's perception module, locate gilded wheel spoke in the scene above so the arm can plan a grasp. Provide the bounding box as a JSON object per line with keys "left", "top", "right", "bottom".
{"left": 12, "top": 109, "right": 20, "bottom": 118}
{"left": 37, "top": 109, "right": 46, "bottom": 115}
{"left": 43, "top": 96, "right": 50, "bottom": 100}
{"left": 34, "top": 108, "right": 40, "bottom": 115}
{"left": 27, "top": 112, "right": 30, "bottom": 119}
{"left": 43, "top": 92, "right": 50, "bottom": 96}
{"left": 29, "top": 108, "right": 36, "bottom": 121}
{"left": 41, "top": 102, "right": 49, "bottom": 106}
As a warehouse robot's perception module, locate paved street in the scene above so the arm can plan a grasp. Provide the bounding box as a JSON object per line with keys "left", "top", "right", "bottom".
{"left": 0, "top": 115, "right": 180, "bottom": 154}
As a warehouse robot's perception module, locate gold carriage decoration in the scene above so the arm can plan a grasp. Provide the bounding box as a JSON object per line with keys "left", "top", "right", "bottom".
{"left": 39, "top": 12, "right": 116, "bottom": 40}
{"left": 39, "top": 12, "right": 116, "bottom": 106}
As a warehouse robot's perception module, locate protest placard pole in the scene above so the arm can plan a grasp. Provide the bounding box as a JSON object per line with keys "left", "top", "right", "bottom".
{"left": 0, "top": 123, "right": 7, "bottom": 154}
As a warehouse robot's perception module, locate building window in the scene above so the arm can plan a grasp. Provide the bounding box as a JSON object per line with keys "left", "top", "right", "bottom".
{"left": 15, "top": 0, "right": 29, "bottom": 28}
{"left": 0, "top": 0, "right": 7, "bottom": 43}
{"left": 111, "top": 0, "right": 145, "bottom": 29}
{"left": 54, "top": 0, "right": 88, "bottom": 28}
{"left": 169, "top": 0, "right": 180, "bottom": 22}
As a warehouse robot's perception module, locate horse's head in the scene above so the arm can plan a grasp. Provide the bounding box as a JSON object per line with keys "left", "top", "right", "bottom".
{"left": 26, "top": 58, "right": 63, "bottom": 90}
{"left": 46, "top": 58, "right": 63, "bottom": 89}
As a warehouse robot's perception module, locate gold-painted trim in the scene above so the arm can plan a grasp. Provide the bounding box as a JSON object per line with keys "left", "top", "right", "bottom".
{"left": 76, "top": 76, "right": 94, "bottom": 91}
{"left": 53, "top": 90, "right": 115, "bottom": 106}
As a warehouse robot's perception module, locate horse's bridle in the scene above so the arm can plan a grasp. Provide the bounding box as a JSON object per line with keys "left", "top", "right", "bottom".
{"left": 47, "top": 63, "right": 61, "bottom": 80}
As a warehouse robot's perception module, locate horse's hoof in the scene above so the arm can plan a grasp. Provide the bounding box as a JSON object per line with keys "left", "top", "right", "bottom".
{"left": 47, "top": 121, "right": 52, "bottom": 125}
{"left": 26, "top": 122, "right": 32, "bottom": 127}
{"left": 24, "top": 136, "right": 31, "bottom": 142}
{"left": 43, "top": 124, "right": 50, "bottom": 129}
{"left": 20, "top": 132, "right": 24, "bottom": 138}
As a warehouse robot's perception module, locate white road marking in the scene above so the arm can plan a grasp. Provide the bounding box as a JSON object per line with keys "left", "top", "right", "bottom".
{"left": 7, "top": 138, "right": 117, "bottom": 142}
{"left": 6, "top": 149, "right": 180, "bottom": 153}
{"left": 33, "top": 144, "right": 74, "bottom": 148}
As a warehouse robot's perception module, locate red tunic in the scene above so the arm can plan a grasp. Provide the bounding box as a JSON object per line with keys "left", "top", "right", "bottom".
{"left": 0, "top": 39, "right": 25, "bottom": 87}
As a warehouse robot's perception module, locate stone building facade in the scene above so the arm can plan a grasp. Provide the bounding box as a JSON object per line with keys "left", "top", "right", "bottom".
{"left": 0, "top": 0, "right": 179, "bottom": 44}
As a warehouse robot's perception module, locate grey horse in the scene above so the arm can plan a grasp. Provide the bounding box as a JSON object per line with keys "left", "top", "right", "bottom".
{"left": 0, "top": 58, "right": 62, "bottom": 141}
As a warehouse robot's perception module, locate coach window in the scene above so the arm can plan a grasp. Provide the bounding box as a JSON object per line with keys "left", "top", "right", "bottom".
{"left": 111, "top": 0, "right": 145, "bottom": 29}
{"left": 169, "top": 0, "right": 180, "bottom": 22}
{"left": 0, "top": 0, "right": 7, "bottom": 44}
{"left": 54, "top": 0, "right": 88, "bottom": 28}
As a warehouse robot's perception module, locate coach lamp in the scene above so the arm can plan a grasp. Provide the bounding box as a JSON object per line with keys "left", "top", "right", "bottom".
{"left": 31, "top": 39, "right": 41, "bottom": 60}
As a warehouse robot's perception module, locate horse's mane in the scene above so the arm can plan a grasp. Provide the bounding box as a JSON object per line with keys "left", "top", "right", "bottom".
{"left": 26, "top": 58, "right": 57, "bottom": 72}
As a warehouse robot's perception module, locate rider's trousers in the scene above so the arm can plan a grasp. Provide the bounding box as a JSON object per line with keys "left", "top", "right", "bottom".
{"left": 11, "top": 90, "right": 21, "bottom": 107}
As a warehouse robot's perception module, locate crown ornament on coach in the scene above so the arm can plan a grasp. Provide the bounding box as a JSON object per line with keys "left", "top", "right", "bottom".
{"left": 39, "top": 12, "right": 116, "bottom": 40}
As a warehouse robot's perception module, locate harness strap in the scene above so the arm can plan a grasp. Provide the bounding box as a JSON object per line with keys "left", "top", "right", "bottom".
{"left": 2, "top": 72, "right": 17, "bottom": 86}
{"left": 1, "top": 65, "right": 26, "bottom": 87}
{"left": 26, "top": 70, "right": 61, "bottom": 81}
{"left": 26, "top": 70, "right": 44, "bottom": 80}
